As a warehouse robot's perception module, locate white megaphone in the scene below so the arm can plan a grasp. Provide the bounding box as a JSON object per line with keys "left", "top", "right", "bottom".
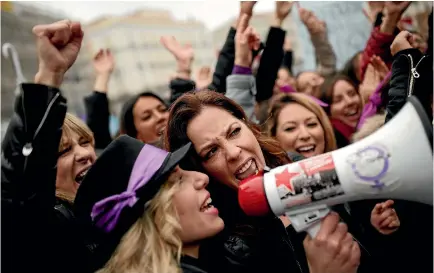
{"left": 239, "top": 96, "right": 433, "bottom": 238}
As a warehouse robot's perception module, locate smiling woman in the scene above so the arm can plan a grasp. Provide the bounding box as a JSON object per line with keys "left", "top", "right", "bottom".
{"left": 119, "top": 91, "right": 169, "bottom": 145}
{"left": 266, "top": 93, "right": 337, "bottom": 158}
{"left": 323, "top": 74, "right": 363, "bottom": 148}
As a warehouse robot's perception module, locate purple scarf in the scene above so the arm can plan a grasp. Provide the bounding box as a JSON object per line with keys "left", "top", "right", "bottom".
{"left": 357, "top": 71, "right": 391, "bottom": 130}
{"left": 280, "top": 85, "right": 329, "bottom": 107}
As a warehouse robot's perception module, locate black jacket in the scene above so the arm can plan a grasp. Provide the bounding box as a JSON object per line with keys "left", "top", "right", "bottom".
{"left": 385, "top": 48, "right": 432, "bottom": 123}
{"left": 1, "top": 84, "right": 94, "bottom": 273}
{"left": 383, "top": 48, "right": 433, "bottom": 273}
{"left": 84, "top": 91, "right": 112, "bottom": 150}
{"left": 181, "top": 256, "right": 209, "bottom": 273}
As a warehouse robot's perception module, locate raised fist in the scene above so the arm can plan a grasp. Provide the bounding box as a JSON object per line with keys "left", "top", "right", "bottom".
{"left": 33, "top": 20, "right": 83, "bottom": 75}
{"left": 390, "top": 30, "right": 414, "bottom": 56}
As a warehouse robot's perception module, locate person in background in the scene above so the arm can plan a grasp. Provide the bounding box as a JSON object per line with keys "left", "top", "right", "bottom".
{"left": 84, "top": 49, "right": 169, "bottom": 149}
{"left": 118, "top": 91, "right": 169, "bottom": 147}
{"left": 84, "top": 49, "right": 115, "bottom": 150}
{"left": 341, "top": 51, "right": 363, "bottom": 86}
{"left": 266, "top": 93, "right": 337, "bottom": 158}
{"left": 322, "top": 75, "right": 363, "bottom": 148}
{"left": 295, "top": 5, "right": 337, "bottom": 99}
{"left": 2, "top": 19, "right": 97, "bottom": 273}
{"left": 74, "top": 136, "right": 224, "bottom": 273}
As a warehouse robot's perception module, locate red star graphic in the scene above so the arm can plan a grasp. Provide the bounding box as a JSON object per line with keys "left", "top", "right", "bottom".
{"left": 275, "top": 168, "right": 300, "bottom": 194}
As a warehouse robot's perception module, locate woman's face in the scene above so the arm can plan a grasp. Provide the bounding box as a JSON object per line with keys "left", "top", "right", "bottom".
{"left": 56, "top": 131, "right": 96, "bottom": 196}
{"left": 330, "top": 80, "right": 362, "bottom": 128}
{"left": 171, "top": 167, "right": 224, "bottom": 244}
{"left": 274, "top": 68, "right": 296, "bottom": 94}
{"left": 297, "top": 71, "right": 325, "bottom": 98}
{"left": 133, "top": 96, "right": 169, "bottom": 144}
{"left": 275, "top": 103, "right": 325, "bottom": 158}
{"left": 187, "top": 106, "right": 266, "bottom": 189}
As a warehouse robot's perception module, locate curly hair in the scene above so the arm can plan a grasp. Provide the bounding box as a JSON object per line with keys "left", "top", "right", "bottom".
{"left": 97, "top": 175, "right": 182, "bottom": 273}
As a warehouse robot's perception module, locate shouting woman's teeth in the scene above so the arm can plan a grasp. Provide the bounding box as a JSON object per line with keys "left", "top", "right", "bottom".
{"left": 235, "top": 159, "right": 258, "bottom": 181}
{"left": 200, "top": 197, "right": 214, "bottom": 212}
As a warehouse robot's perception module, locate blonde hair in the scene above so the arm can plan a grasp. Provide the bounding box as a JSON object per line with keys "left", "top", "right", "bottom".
{"left": 98, "top": 174, "right": 183, "bottom": 273}
{"left": 266, "top": 93, "right": 337, "bottom": 153}
{"left": 56, "top": 113, "right": 95, "bottom": 203}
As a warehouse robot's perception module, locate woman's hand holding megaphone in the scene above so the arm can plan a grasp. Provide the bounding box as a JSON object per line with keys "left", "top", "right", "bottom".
{"left": 32, "top": 20, "right": 84, "bottom": 88}
{"left": 370, "top": 200, "right": 400, "bottom": 235}
{"left": 304, "top": 212, "right": 360, "bottom": 273}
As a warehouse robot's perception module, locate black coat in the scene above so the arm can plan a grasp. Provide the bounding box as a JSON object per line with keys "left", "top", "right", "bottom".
{"left": 181, "top": 256, "right": 209, "bottom": 273}
{"left": 385, "top": 48, "right": 432, "bottom": 123}
{"left": 1, "top": 84, "right": 94, "bottom": 273}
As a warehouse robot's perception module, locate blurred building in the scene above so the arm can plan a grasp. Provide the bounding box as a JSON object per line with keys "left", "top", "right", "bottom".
{"left": 79, "top": 10, "right": 214, "bottom": 115}
{"left": 211, "top": 11, "right": 304, "bottom": 73}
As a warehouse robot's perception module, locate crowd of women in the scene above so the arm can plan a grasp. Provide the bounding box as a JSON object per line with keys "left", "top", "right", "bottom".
{"left": 2, "top": 1, "right": 433, "bottom": 273}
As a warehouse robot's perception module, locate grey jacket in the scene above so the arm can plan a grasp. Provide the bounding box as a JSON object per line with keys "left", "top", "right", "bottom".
{"left": 226, "top": 74, "right": 258, "bottom": 123}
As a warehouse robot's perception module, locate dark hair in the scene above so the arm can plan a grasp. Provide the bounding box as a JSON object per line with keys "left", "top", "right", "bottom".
{"left": 322, "top": 74, "right": 359, "bottom": 115}
{"left": 119, "top": 91, "right": 167, "bottom": 138}
{"left": 164, "top": 90, "right": 290, "bottom": 229}
{"left": 165, "top": 90, "right": 289, "bottom": 169}
{"left": 341, "top": 51, "right": 363, "bottom": 86}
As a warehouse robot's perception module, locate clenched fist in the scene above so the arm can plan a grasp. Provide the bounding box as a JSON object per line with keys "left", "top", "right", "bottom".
{"left": 33, "top": 20, "right": 84, "bottom": 88}
{"left": 390, "top": 30, "right": 415, "bottom": 56}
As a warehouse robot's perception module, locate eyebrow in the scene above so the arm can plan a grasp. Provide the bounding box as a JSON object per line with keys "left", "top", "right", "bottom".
{"left": 198, "top": 122, "right": 237, "bottom": 155}
{"left": 282, "top": 117, "right": 317, "bottom": 126}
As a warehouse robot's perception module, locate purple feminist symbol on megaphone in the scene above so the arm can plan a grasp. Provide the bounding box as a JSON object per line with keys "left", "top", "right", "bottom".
{"left": 347, "top": 145, "right": 390, "bottom": 189}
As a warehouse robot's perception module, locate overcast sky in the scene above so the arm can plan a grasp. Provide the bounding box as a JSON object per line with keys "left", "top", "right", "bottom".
{"left": 27, "top": 1, "right": 325, "bottom": 30}
{"left": 28, "top": 1, "right": 279, "bottom": 30}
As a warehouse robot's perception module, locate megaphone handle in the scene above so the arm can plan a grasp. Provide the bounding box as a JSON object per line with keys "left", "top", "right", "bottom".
{"left": 286, "top": 206, "right": 330, "bottom": 238}
{"left": 306, "top": 221, "right": 321, "bottom": 238}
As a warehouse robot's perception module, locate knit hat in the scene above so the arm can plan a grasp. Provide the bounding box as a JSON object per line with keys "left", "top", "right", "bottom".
{"left": 74, "top": 135, "right": 191, "bottom": 270}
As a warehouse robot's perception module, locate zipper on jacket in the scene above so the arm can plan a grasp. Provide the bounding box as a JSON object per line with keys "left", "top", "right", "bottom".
{"left": 22, "top": 91, "right": 61, "bottom": 172}
{"left": 407, "top": 54, "right": 426, "bottom": 97}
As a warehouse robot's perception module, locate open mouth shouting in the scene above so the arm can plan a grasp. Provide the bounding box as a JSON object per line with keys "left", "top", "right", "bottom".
{"left": 200, "top": 194, "right": 219, "bottom": 215}
{"left": 75, "top": 166, "right": 91, "bottom": 184}
{"left": 234, "top": 158, "right": 259, "bottom": 181}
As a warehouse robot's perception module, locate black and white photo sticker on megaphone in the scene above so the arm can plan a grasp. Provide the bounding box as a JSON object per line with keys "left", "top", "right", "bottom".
{"left": 239, "top": 96, "right": 433, "bottom": 238}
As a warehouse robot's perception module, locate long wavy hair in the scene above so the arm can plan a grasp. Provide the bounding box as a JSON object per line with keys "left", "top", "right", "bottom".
{"left": 98, "top": 176, "right": 182, "bottom": 273}
{"left": 266, "top": 93, "right": 337, "bottom": 153}
{"left": 57, "top": 113, "right": 95, "bottom": 203}
{"left": 164, "top": 91, "right": 290, "bottom": 231}
{"left": 321, "top": 74, "right": 361, "bottom": 115}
